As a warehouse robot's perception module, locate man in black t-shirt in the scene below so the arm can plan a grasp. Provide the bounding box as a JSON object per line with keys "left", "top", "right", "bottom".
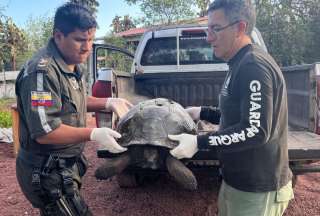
{"left": 168, "top": 0, "right": 294, "bottom": 215}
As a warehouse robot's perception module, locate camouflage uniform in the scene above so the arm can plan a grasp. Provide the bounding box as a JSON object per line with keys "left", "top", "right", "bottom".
{"left": 15, "top": 38, "right": 91, "bottom": 215}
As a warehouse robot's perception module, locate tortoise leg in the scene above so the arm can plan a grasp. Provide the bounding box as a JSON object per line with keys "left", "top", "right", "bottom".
{"left": 166, "top": 154, "right": 198, "bottom": 190}
{"left": 95, "top": 152, "right": 131, "bottom": 180}
{"left": 116, "top": 172, "right": 139, "bottom": 188}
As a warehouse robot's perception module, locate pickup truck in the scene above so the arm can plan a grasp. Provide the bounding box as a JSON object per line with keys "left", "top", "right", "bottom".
{"left": 90, "top": 24, "right": 320, "bottom": 186}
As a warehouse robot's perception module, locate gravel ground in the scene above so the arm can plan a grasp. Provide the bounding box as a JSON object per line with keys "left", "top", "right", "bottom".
{"left": 0, "top": 116, "right": 320, "bottom": 216}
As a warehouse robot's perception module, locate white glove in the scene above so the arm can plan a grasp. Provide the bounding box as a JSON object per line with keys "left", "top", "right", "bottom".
{"left": 90, "top": 128, "right": 127, "bottom": 153}
{"left": 105, "top": 98, "right": 133, "bottom": 118}
{"left": 185, "top": 107, "right": 201, "bottom": 121}
{"left": 168, "top": 134, "right": 198, "bottom": 159}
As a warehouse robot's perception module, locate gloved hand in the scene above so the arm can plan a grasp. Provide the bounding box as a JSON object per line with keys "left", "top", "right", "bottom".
{"left": 90, "top": 128, "right": 127, "bottom": 153}
{"left": 168, "top": 134, "right": 198, "bottom": 159}
{"left": 105, "top": 98, "right": 133, "bottom": 118}
{"left": 185, "top": 107, "right": 201, "bottom": 121}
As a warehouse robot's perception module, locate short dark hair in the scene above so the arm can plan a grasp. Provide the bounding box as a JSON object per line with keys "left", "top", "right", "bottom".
{"left": 53, "top": 3, "right": 97, "bottom": 35}
{"left": 208, "top": 0, "right": 256, "bottom": 35}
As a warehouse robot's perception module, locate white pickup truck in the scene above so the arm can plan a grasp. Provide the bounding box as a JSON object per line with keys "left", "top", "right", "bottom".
{"left": 91, "top": 24, "right": 320, "bottom": 185}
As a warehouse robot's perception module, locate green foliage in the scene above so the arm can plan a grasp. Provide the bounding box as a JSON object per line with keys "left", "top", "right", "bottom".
{"left": 0, "top": 16, "right": 27, "bottom": 71}
{"left": 125, "top": 0, "right": 196, "bottom": 25}
{"left": 0, "top": 98, "right": 16, "bottom": 110}
{"left": 69, "top": 0, "right": 99, "bottom": 15}
{"left": 0, "top": 98, "right": 15, "bottom": 128}
{"left": 195, "top": 0, "right": 210, "bottom": 17}
{"left": 3, "top": 15, "right": 55, "bottom": 70}
{"left": 23, "top": 15, "right": 53, "bottom": 53}
{"left": 255, "top": 0, "right": 320, "bottom": 66}
{"left": 0, "top": 110, "right": 12, "bottom": 128}
{"left": 111, "top": 15, "right": 136, "bottom": 33}
{"left": 303, "top": 3, "right": 320, "bottom": 64}
{"left": 97, "top": 35, "right": 135, "bottom": 73}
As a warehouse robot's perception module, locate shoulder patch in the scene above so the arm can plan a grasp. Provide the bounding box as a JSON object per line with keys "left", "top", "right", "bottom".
{"left": 31, "top": 91, "right": 53, "bottom": 107}
{"left": 38, "top": 58, "right": 48, "bottom": 67}
{"left": 36, "top": 58, "right": 50, "bottom": 70}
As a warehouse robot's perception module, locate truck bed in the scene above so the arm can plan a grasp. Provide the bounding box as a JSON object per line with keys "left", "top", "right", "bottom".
{"left": 113, "top": 69, "right": 320, "bottom": 162}
{"left": 288, "top": 131, "right": 320, "bottom": 160}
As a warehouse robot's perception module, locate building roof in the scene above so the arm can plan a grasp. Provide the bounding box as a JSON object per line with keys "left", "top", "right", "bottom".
{"left": 116, "top": 27, "right": 148, "bottom": 37}
{"left": 116, "top": 16, "right": 209, "bottom": 38}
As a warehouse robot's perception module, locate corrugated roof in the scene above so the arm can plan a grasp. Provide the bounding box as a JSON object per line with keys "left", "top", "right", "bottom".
{"left": 116, "top": 27, "right": 147, "bottom": 37}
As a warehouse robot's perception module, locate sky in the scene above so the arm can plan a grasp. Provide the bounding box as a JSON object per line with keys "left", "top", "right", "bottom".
{"left": 1, "top": 0, "right": 142, "bottom": 38}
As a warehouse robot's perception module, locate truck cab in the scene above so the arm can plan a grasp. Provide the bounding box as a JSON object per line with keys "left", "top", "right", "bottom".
{"left": 131, "top": 24, "right": 267, "bottom": 75}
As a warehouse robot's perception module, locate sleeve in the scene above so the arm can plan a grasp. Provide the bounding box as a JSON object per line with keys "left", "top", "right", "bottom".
{"left": 200, "top": 106, "right": 221, "bottom": 124}
{"left": 197, "top": 62, "right": 273, "bottom": 152}
{"left": 18, "top": 70, "right": 62, "bottom": 139}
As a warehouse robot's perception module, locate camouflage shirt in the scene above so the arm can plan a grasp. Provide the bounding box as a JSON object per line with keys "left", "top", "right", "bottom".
{"left": 15, "top": 38, "right": 87, "bottom": 157}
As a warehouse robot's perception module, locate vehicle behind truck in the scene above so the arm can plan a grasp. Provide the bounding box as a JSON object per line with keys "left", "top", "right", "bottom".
{"left": 91, "top": 24, "right": 320, "bottom": 186}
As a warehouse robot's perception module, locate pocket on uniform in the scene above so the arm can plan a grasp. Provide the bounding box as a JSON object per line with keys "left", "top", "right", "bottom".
{"left": 41, "top": 169, "right": 62, "bottom": 191}
{"left": 276, "top": 181, "right": 294, "bottom": 202}
{"left": 61, "top": 94, "right": 78, "bottom": 113}
{"left": 61, "top": 112, "right": 80, "bottom": 126}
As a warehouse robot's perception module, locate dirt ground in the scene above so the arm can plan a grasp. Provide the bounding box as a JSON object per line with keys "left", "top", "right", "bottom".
{"left": 0, "top": 116, "right": 320, "bottom": 216}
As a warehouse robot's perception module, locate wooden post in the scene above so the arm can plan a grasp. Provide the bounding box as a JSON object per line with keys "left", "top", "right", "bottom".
{"left": 11, "top": 104, "right": 20, "bottom": 157}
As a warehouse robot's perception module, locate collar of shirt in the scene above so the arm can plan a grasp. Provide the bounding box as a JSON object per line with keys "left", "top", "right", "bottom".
{"left": 227, "top": 44, "right": 252, "bottom": 67}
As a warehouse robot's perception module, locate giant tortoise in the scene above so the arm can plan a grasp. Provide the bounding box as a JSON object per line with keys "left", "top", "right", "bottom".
{"left": 95, "top": 98, "right": 198, "bottom": 190}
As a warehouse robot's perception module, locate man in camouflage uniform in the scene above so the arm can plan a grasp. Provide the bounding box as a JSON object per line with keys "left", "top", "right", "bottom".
{"left": 15, "top": 3, "right": 132, "bottom": 215}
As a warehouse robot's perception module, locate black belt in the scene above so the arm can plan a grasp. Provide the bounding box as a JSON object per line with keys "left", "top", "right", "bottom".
{"left": 18, "top": 148, "right": 48, "bottom": 167}
{"left": 18, "top": 148, "right": 78, "bottom": 168}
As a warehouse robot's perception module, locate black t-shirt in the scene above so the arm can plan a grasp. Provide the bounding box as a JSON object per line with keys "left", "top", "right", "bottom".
{"left": 197, "top": 44, "right": 292, "bottom": 192}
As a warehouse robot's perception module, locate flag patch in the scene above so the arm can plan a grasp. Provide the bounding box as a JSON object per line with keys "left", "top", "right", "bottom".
{"left": 31, "top": 91, "right": 53, "bottom": 106}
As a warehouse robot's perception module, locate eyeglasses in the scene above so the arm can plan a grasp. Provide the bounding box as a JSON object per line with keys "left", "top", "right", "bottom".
{"left": 206, "top": 21, "right": 239, "bottom": 36}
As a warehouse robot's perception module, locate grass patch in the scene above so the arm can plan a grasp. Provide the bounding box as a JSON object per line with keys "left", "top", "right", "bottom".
{"left": 0, "top": 98, "right": 16, "bottom": 128}
{"left": 0, "top": 111, "right": 12, "bottom": 128}
{"left": 0, "top": 98, "right": 16, "bottom": 111}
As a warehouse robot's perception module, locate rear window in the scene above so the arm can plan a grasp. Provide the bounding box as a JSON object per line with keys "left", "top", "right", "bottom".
{"left": 141, "top": 38, "right": 177, "bottom": 65}
{"left": 141, "top": 33, "right": 223, "bottom": 66}
{"left": 179, "top": 35, "right": 223, "bottom": 64}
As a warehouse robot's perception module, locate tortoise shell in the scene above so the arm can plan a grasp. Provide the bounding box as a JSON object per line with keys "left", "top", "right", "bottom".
{"left": 117, "top": 98, "right": 197, "bottom": 148}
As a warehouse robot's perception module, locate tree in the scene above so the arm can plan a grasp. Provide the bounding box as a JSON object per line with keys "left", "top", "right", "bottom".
{"left": 99, "top": 34, "right": 135, "bottom": 73}
{"left": 0, "top": 15, "right": 26, "bottom": 71}
{"left": 123, "top": 15, "right": 136, "bottom": 31}
{"left": 125, "top": 0, "right": 196, "bottom": 25}
{"left": 110, "top": 15, "right": 136, "bottom": 33}
{"left": 17, "top": 15, "right": 53, "bottom": 69}
{"left": 111, "top": 15, "right": 121, "bottom": 33}
{"left": 6, "top": 19, "right": 27, "bottom": 70}
{"left": 0, "top": 18, "right": 5, "bottom": 69}
{"left": 195, "top": 0, "right": 210, "bottom": 17}
{"left": 255, "top": 0, "right": 320, "bottom": 66}
{"left": 69, "top": 0, "right": 99, "bottom": 15}
{"left": 303, "top": 1, "right": 320, "bottom": 63}
{"left": 23, "top": 15, "right": 53, "bottom": 53}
